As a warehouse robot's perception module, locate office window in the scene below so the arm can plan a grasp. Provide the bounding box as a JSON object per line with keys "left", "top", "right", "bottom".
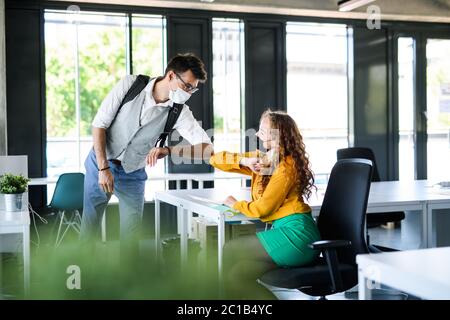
{"left": 131, "top": 15, "right": 166, "bottom": 76}
{"left": 426, "top": 39, "right": 450, "bottom": 181}
{"left": 131, "top": 14, "right": 167, "bottom": 188}
{"left": 212, "top": 18, "right": 245, "bottom": 188}
{"left": 286, "top": 22, "right": 350, "bottom": 183}
{"left": 45, "top": 11, "right": 166, "bottom": 182}
{"left": 398, "top": 37, "right": 415, "bottom": 181}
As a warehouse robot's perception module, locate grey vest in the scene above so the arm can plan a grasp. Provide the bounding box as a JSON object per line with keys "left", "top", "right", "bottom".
{"left": 105, "top": 87, "right": 171, "bottom": 173}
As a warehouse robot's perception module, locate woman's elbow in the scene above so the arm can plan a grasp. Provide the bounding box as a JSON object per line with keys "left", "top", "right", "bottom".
{"left": 248, "top": 205, "right": 273, "bottom": 219}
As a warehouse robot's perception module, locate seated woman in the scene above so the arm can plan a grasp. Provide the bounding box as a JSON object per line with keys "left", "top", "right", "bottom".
{"left": 209, "top": 110, "right": 320, "bottom": 299}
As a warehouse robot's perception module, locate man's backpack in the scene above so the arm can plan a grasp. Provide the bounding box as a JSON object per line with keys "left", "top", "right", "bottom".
{"left": 112, "top": 74, "right": 184, "bottom": 148}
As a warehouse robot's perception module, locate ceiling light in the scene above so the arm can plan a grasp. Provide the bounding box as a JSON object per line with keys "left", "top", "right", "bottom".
{"left": 338, "top": 0, "right": 376, "bottom": 12}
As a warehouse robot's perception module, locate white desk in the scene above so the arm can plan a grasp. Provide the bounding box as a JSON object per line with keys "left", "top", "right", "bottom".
{"left": 0, "top": 155, "right": 30, "bottom": 296}
{"left": 29, "top": 171, "right": 249, "bottom": 193}
{"left": 28, "top": 177, "right": 57, "bottom": 186}
{"left": 0, "top": 209, "right": 30, "bottom": 295}
{"left": 29, "top": 172, "right": 250, "bottom": 242}
{"left": 357, "top": 247, "right": 450, "bottom": 300}
{"left": 154, "top": 180, "right": 450, "bottom": 278}
{"left": 154, "top": 188, "right": 253, "bottom": 274}
{"left": 367, "top": 181, "right": 450, "bottom": 248}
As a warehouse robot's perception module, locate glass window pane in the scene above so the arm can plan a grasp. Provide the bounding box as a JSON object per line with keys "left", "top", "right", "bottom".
{"left": 132, "top": 14, "right": 167, "bottom": 178}
{"left": 78, "top": 12, "right": 128, "bottom": 172}
{"left": 45, "top": 11, "right": 128, "bottom": 177}
{"left": 426, "top": 39, "right": 450, "bottom": 181}
{"left": 398, "top": 37, "right": 415, "bottom": 181}
{"left": 45, "top": 11, "right": 168, "bottom": 181}
{"left": 212, "top": 18, "right": 244, "bottom": 189}
{"left": 132, "top": 15, "right": 166, "bottom": 76}
{"left": 286, "top": 22, "right": 349, "bottom": 182}
{"left": 45, "top": 11, "right": 80, "bottom": 178}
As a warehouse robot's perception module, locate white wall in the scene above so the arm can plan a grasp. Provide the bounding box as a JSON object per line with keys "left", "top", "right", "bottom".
{"left": 0, "top": 0, "right": 6, "bottom": 156}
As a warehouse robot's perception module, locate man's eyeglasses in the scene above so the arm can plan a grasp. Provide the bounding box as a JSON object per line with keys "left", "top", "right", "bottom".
{"left": 175, "top": 73, "right": 199, "bottom": 94}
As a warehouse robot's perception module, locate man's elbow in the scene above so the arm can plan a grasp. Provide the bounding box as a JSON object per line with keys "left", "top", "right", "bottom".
{"left": 201, "top": 143, "right": 214, "bottom": 159}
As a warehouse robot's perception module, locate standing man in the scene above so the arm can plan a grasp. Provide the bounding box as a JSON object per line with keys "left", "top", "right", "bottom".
{"left": 80, "top": 53, "right": 213, "bottom": 260}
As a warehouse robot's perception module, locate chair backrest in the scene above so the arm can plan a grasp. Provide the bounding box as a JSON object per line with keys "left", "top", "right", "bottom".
{"left": 317, "top": 159, "right": 372, "bottom": 265}
{"left": 49, "top": 173, "right": 85, "bottom": 211}
{"left": 336, "top": 147, "right": 380, "bottom": 182}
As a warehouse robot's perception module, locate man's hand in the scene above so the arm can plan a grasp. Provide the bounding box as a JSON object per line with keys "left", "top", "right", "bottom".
{"left": 146, "top": 147, "right": 170, "bottom": 167}
{"left": 240, "top": 157, "right": 261, "bottom": 174}
{"left": 99, "top": 169, "right": 114, "bottom": 193}
{"left": 223, "top": 195, "right": 238, "bottom": 207}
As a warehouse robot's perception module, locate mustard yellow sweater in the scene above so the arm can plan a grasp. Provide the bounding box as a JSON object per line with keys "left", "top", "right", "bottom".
{"left": 209, "top": 151, "right": 311, "bottom": 223}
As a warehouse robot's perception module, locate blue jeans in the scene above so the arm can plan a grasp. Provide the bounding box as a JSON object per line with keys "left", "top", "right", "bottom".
{"left": 80, "top": 149, "right": 147, "bottom": 255}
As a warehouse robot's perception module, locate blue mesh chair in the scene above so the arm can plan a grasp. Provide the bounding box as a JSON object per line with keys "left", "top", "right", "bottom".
{"left": 48, "top": 173, "right": 85, "bottom": 247}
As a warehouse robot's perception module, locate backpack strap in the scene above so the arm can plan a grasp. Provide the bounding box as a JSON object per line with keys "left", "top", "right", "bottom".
{"left": 155, "top": 103, "right": 184, "bottom": 148}
{"left": 111, "top": 74, "right": 151, "bottom": 123}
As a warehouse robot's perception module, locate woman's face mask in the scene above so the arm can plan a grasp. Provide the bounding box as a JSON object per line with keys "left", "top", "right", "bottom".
{"left": 256, "top": 118, "right": 275, "bottom": 149}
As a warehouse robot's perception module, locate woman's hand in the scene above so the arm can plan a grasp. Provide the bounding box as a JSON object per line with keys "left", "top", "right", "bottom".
{"left": 223, "top": 195, "right": 238, "bottom": 207}
{"left": 239, "top": 157, "right": 261, "bottom": 174}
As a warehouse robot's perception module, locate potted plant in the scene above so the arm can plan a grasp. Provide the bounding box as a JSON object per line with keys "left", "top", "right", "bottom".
{"left": 0, "top": 173, "right": 31, "bottom": 212}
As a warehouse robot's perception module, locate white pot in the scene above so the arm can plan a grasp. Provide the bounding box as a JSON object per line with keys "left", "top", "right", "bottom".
{"left": 4, "top": 193, "right": 24, "bottom": 212}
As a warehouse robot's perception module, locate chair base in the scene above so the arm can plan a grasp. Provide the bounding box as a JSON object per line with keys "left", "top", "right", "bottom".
{"left": 381, "top": 221, "right": 401, "bottom": 229}
{"left": 344, "top": 287, "right": 408, "bottom": 300}
{"left": 369, "top": 244, "right": 399, "bottom": 253}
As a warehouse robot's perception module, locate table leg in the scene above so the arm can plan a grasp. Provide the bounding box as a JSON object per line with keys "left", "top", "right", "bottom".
{"left": 187, "top": 179, "right": 192, "bottom": 190}
{"left": 176, "top": 180, "right": 181, "bottom": 190}
{"left": 0, "top": 252, "right": 2, "bottom": 297}
{"left": 358, "top": 269, "right": 372, "bottom": 300}
{"left": 179, "top": 207, "right": 188, "bottom": 268}
{"left": 187, "top": 210, "right": 193, "bottom": 239}
{"left": 101, "top": 210, "right": 106, "bottom": 243}
{"left": 421, "top": 202, "right": 429, "bottom": 248}
{"left": 427, "top": 203, "right": 434, "bottom": 248}
{"left": 155, "top": 199, "right": 161, "bottom": 263}
{"left": 23, "top": 225, "right": 30, "bottom": 296}
{"left": 199, "top": 181, "right": 204, "bottom": 189}
{"left": 217, "top": 213, "right": 225, "bottom": 296}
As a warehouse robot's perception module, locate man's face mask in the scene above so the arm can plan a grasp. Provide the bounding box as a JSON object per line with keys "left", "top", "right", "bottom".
{"left": 169, "top": 85, "right": 191, "bottom": 104}
{"left": 169, "top": 72, "right": 197, "bottom": 104}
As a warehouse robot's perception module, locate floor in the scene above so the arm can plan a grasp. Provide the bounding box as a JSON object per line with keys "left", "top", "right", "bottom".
{"left": 0, "top": 209, "right": 444, "bottom": 299}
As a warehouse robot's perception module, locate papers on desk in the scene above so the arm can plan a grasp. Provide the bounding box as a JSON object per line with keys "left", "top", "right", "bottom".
{"left": 188, "top": 195, "right": 239, "bottom": 217}
{"left": 430, "top": 184, "right": 450, "bottom": 195}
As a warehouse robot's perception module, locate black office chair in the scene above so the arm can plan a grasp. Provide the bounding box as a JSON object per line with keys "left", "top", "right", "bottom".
{"left": 259, "top": 159, "right": 373, "bottom": 299}
{"left": 337, "top": 147, "right": 405, "bottom": 252}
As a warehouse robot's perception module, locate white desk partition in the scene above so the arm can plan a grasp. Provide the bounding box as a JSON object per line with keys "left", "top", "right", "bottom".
{"left": 0, "top": 155, "right": 30, "bottom": 296}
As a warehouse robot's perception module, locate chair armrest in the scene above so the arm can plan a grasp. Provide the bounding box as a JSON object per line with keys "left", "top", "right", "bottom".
{"left": 308, "top": 240, "right": 352, "bottom": 250}
{"left": 308, "top": 239, "right": 352, "bottom": 293}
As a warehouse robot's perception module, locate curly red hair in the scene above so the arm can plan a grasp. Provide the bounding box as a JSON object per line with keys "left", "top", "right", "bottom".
{"left": 259, "top": 110, "right": 316, "bottom": 201}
